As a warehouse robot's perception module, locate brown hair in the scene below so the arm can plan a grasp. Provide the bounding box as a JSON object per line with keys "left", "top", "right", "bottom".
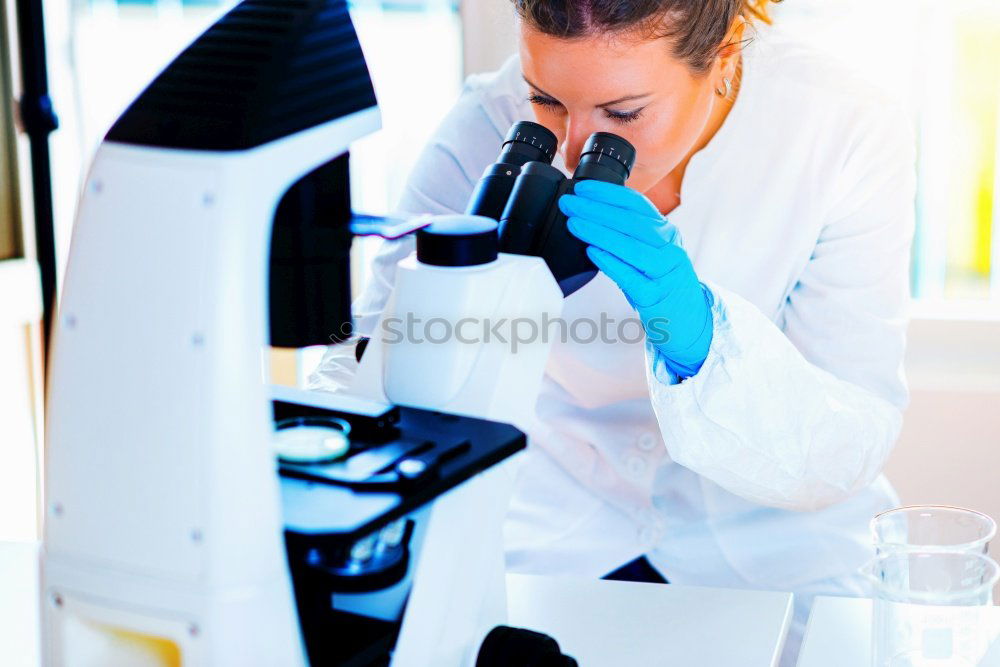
{"left": 511, "top": 0, "right": 778, "bottom": 75}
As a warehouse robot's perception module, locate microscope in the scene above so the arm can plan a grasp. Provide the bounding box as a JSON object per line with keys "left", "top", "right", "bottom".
{"left": 42, "top": 0, "right": 576, "bottom": 665}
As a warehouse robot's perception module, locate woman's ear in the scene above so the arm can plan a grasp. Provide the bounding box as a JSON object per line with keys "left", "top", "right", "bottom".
{"left": 717, "top": 17, "right": 748, "bottom": 73}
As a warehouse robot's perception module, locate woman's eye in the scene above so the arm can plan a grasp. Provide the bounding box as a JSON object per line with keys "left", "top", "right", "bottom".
{"left": 605, "top": 108, "right": 644, "bottom": 125}
{"left": 527, "top": 94, "right": 561, "bottom": 109}
{"left": 527, "top": 93, "right": 643, "bottom": 125}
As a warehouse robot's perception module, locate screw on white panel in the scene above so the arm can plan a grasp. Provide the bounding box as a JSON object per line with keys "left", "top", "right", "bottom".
{"left": 202, "top": 192, "right": 215, "bottom": 207}
{"left": 91, "top": 181, "right": 103, "bottom": 194}
{"left": 64, "top": 315, "right": 76, "bottom": 330}
{"left": 51, "top": 592, "right": 63, "bottom": 609}
{"left": 188, "top": 623, "right": 200, "bottom": 638}
{"left": 190, "top": 529, "right": 203, "bottom": 544}
{"left": 51, "top": 502, "right": 64, "bottom": 517}
{"left": 191, "top": 333, "right": 205, "bottom": 347}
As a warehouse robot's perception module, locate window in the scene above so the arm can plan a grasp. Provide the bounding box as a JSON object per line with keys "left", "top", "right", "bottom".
{"left": 2, "top": 0, "right": 44, "bottom": 542}
{"left": 774, "top": 0, "right": 1000, "bottom": 305}
{"left": 1, "top": 1, "right": 20, "bottom": 261}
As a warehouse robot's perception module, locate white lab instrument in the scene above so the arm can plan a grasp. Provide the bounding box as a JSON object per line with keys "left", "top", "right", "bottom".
{"left": 41, "top": 0, "right": 571, "bottom": 665}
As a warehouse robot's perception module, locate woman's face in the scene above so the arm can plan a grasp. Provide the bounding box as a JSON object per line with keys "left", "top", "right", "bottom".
{"left": 518, "top": 22, "right": 728, "bottom": 195}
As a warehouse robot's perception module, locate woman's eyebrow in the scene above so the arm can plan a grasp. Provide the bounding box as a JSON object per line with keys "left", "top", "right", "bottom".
{"left": 522, "top": 75, "right": 652, "bottom": 107}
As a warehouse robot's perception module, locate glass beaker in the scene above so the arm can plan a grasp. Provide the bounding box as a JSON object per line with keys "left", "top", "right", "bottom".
{"left": 866, "top": 550, "right": 1000, "bottom": 666}
{"left": 872, "top": 506, "right": 996, "bottom": 555}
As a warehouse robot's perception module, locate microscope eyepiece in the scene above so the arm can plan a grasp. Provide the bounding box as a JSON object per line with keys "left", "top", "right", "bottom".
{"left": 575, "top": 132, "right": 636, "bottom": 183}
{"left": 499, "top": 121, "right": 558, "bottom": 167}
{"left": 466, "top": 121, "right": 557, "bottom": 221}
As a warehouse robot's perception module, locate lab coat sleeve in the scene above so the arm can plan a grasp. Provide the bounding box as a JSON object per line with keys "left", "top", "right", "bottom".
{"left": 308, "top": 84, "right": 506, "bottom": 392}
{"left": 646, "top": 102, "right": 916, "bottom": 512}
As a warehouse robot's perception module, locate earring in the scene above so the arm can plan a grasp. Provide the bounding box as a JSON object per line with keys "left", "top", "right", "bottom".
{"left": 715, "top": 77, "right": 732, "bottom": 98}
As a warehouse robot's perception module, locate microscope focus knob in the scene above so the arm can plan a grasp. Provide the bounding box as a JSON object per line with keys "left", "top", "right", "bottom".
{"left": 416, "top": 214, "right": 498, "bottom": 267}
{"left": 476, "top": 625, "right": 579, "bottom": 667}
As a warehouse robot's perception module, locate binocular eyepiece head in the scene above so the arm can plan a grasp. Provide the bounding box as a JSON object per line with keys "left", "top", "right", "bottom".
{"left": 465, "top": 120, "right": 637, "bottom": 297}
{"left": 498, "top": 121, "right": 636, "bottom": 182}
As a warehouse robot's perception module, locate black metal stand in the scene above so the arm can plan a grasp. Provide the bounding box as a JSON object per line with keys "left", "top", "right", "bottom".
{"left": 14, "top": 0, "right": 59, "bottom": 368}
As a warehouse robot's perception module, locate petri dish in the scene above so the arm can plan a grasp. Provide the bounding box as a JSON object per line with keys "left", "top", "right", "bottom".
{"left": 273, "top": 416, "right": 351, "bottom": 464}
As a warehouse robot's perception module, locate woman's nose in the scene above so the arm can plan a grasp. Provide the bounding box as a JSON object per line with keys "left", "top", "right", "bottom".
{"left": 561, "top": 120, "right": 594, "bottom": 173}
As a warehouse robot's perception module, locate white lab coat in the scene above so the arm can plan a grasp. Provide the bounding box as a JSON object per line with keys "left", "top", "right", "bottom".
{"left": 311, "top": 26, "right": 916, "bottom": 665}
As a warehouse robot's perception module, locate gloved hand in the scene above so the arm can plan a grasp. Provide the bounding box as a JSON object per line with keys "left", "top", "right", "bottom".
{"left": 559, "top": 179, "right": 714, "bottom": 378}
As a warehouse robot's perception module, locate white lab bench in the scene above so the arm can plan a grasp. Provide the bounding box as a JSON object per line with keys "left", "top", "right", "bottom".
{"left": 2, "top": 541, "right": 794, "bottom": 666}
{"left": 506, "top": 573, "right": 792, "bottom": 665}
{"left": 796, "top": 596, "right": 1000, "bottom": 667}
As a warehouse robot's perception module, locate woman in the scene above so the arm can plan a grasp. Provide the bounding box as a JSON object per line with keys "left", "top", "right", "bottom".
{"left": 312, "top": 1, "right": 916, "bottom": 663}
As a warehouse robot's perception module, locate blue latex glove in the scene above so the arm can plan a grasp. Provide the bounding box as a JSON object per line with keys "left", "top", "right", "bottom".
{"left": 560, "top": 179, "right": 714, "bottom": 379}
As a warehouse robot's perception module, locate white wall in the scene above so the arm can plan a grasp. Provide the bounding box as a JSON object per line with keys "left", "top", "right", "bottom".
{"left": 0, "top": 260, "right": 43, "bottom": 541}
{"left": 889, "top": 314, "right": 1000, "bottom": 593}
{"left": 888, "top": 313, "right": 1000, "bottom": 519}
{"left": 460, "top": 0, "right": 516, "bottom": 77}
{"left": 891, "top": 390, "right": 1000, "bottom": 509}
